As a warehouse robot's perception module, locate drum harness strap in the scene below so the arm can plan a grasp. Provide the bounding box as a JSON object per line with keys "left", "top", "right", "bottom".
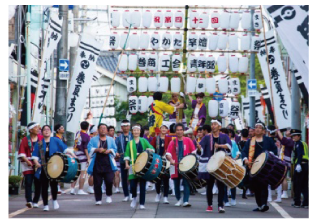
{"left": 189, "top": 103, "right": 204, "bottom": 132}
{"left": 249, "top": 137, "right": 263, "bottom": 167}
{"left": 38, "top": 140, "right": 50, "bottom": 180}
{"left": 130, "top": 141, "right": 135, "bottom": 174}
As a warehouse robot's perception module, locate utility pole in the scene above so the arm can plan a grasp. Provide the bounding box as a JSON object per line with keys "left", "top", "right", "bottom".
{"left": 249, "top": 8, "right": 256, "bottom": 128}
{"left": 291, "top": 62, "right": 301, "bottom": 129}
{"left": 69, "top": 5, "right": 79, "bottom": 83}
{"left": 26, "top": 6, "right": 31, "bottom": 124}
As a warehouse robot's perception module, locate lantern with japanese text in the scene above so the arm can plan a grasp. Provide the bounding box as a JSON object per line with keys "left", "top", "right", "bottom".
{"left": 111, "top": 10, "right": 121, "bottom": 28}
{"left": 228, "top": 33, "right": 239, "bottom": 51}
{"left": 99, "top": 97, "right": 105, "bottom": 107}
{"left": 150, "top": 32, "right": 160, "bottom": 50}
{"left": 218, "top": 78, "right": 228, "bottom": 94}
{"left": 140, "top": 32, "right": 149, "bottom": 50}
{"left": 173, "top": 32, "right": 183, "bottom": 50}
{"left": 131, "top": 10, "right": 141, "bottom": 28}
{"left": 154, "top": 10, "right": 164, "bottom": 28}
{"left": 220, "top": 11, "right": 230, "bottom": 30}
{"left": 218, "top": 33, "right": 228, "bottom": 50}
{"left": 199, "top": 12, "right": 209, "bottom": 29}
{"left": 208, "top": 100, "right": 218, "bottom": 118}
{"left": 122, "top": 10, "right": 131, "bottom": 28}
{"left": 171, "top": 77, "right": 181, "bottom": 93}
{"left": 219, "top": 99, "right": 229, "bottom": 117}
{"left": 119, "top": 54, "right": 128, "bottom": 72}
{"left": 158, "top": 76, "right": 169, "bottom": 92}
{"left": 197, "top": 54, "right": 207, "bottom": 72}
{"left": 138, "top": 53, "right": 148, "bottom": 72}
{"left": 127, "top": 76, "right": 136, "bottom": 93}
{"left": 91, "top": 99, "right": 96, "bottom": 108}
{"left": 138, "top": 96, "right": 148, "bottom": 113}
{"left": 217, "top": 55, "right": 227, "bottom": 73}
{"left": 188, "top": 53, "right": 197, "bottom": 72}
{"left": 91, "top": 87, "right": 97, "bottom": 97}
{"left": 196, "top": 77, "right": 206, "bottom": 93}
{"left": 138, "top": 76, "right": 148, "bottom": 92}
{"left": 208, "top": 33, "right": 219, "bottom": 50}
{"left": 206, "top": 55, "right": 216, "bottom": 73}
{"left": 172, "top": 54, "right": 182, "bottom": 72}
{"left": 198, "top": 33, "right": 208, "bottom": 50}
{"left": 188, "top": 32, "right": 198, "bottom": 50}
{"left": 187, "top": 76, "right": 197, "bottom": 93}
{"left": 230, "top": 78, "right": 241, "bottom": 95}
{"left": 147, "top": 52, "right": 158, "bottom": 72}
{"left": 238, "top": 55, "right": 249, "bottom": 73}
{"left": 104, "top": 107, "right": 109, "bottom": 117}
{"left": 229, "top": 11, "right": 240, "bottom": 30}
{"left": 174, "top": 10, "right": 184, "bottom": 28}
{"left": 253, "top": 11, "right": 263, "bottom": 30}
{"left": 160, "top": 53, "right": 171, "bottom": 72}
{"left": 164, "top": 10, "right": 173, "bottom": 28}
{"left": 251, "top": 35, "right": 260, "bottom": 51}
{"left": 120, "top": 32, "right": 129, "bottom": 49}
{"left": 241, "top": 11, "right": 251, "bottom": 30}
{"left": 108, "top": 96, "right": 114, "bottom": 106}
{"left": 161, "top": 32, "right": 172, "bottom": 49}
{"left": 229, "top": 55, "right": 239, "bottom": 73}
{"left": 129, "top": 96, "right": 138, "bottom": 114}
{"left": 230, "top": 101, "right": 240, "bottom": 119}
{"left": 190, "top": 10, "right": 199, "bottom": 29}
{"left": 129, "top": 33, "right": 139, "bottom": 50}
{"left": 142, "top": 10, "right": 152, "bottom": 28}
{"left": 206, "top": 77, "right": 216, "bottom": 94}
{"left": 109, "top": 32, "right": 119, "bottom": 50}
{"left": 148, "top": 76, "right": 158, "bottom": 92}
{"left": 241, "top": 34, "right": 251, "bottom": 51}
{"left": 147, "top": 96, "right": 154, "bottom": 109}
{"left": 210, "top": 11, "right": 220, "bottom": 29}
{"left": 109, "top": 107, "right": 116, "bottom": 116}
{"left": 94, "top": 87, "right": 101, "bottom": 97}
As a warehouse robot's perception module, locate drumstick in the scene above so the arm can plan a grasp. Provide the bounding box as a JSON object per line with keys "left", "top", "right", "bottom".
{"left": 249, "top": 161, "right": 259, "bottom": 164}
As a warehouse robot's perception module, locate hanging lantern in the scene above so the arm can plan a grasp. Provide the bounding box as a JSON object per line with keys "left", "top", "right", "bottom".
{"left": 208, "top": 100, "right": 219, "bottom": 118}
{"left": 206, "top": 77, "right": 216, "bottom": 94}
{"left": 111, "top": 10, "right": 121, "bottom": 28}
{"left": 230, "top": 101, "right": 240, "bottom": 119}
{"left": 229, "top": 55, "right": 239, "bottom": 73}
{"left": 108, "top": 96, "right": 114, "bottom": 106}
{"left": 140, "top": 32, "right": 149, "bottom": 50}
{"left": 197, "top": 54, "right": 207, "bottom": 73}
{"left": 104, "top": 107, "right": 109, "bottom": 117}
{"left": 160, "top": 53, "right": 171, "bottom": 72}
{"left": 68, "top": 32, "right": 79, "bottom": 48}
{"left": 150, "top": 32, "right": 160, "bottom": 50}
{"left": 186, "top": 76, "right": 197, "bottom": 93}
{"left": 164, "top": 10, "right": 173, "bottom": 28}
{"left": 230, "top": 78, "right": 241, "bottom": 95}
{"left": 208, "top": 33, "right": 219, "bottom": 50}
{"left": 147, "top": 96, "right": 154, "bottom": 110}
{"left": 90, "top": 87, "right": 96, "bottom": 97}
{"left": 138, "top": 76, "right": 148, "bottom": 92}
{"left": 188, "top": 32, "right": 198, "bottom": 50}
{"left": 109, "top": 107, "right": 116, "bottom": 116}
{"left": 94, "top": 87, "right": 101, "bottom": 97}
{"left": 229, "top": 11, "right": 240, "bottom": 30}
{"left": 218, "top": 78, "right": 228, "bottom": 93}
{"left": 142, "top": 10, "right": 152, "bottom": 28}
{"left": 241, "top": 11, "right": 251, "bottom": 30}
{"left": 148, "top": 76, "right": 158, "bottom": 92}
{"left": 111, "top": 118, "right": 117, "bottom": 127}
{"left": 120, "top": 32, "right": 129, "bottom": 49}
{"left": 129, "top": 96, "right": 138, "bottom": 114}
{"left": 161, "top": 32, "right": 172, "bottom": 49}
{"left": 219, "top": 99, "right": 229, "bottom": 117}
{"left": 172, "top": 53, "right": 182, "bottom": 72}
{"left": 199, "top": 12, "right": 209, "bottom": 29}
{"left": 138, "top": 96, "right": 148, "bottom": 113}
{"left": 138, "top": 53, "right": 147, "bottom": 72}
{"left": 220, "top": 11, "right": 230, "bottom": 30}
{"left": 105, "top": 118, "right": 111, "bottom": 126}
{"left": 147, "top": 52, "right": 158, "bottom": 72}
{"left": 241, "top": 34, "right": 251, "bottom": 51}
{"left": 119, "top": 54, "right": 128, "bottom": 72}
{"left": 188, "top": 53, "right": 198, "bottom": 72}
{"left": 238, "top": 55, "right": 249, "bottom": 73}
{"left": 251, "top": 35, "right": 260, "bottom": 51}
{"left": 196, "top": 77, "right": 206, "bottom": 93}
{"left": 154, "top": 10, "right": 164, "bottom": 28}
{"left": 158, "top": 76, "right": 169, "bottom": 92}
{"left": 127, "top": 76, "right": 136, "bottom": 93}
{"left": 122, "top": 10, "right": 131, "bottom": 28}
{"left": 173, "top": 32, "right": 183, "bottom": 50}
{"left": 129, "top": 33, "right": 140, "bottom": 50}
{"left": 171, "top": 77, "right": 181, "bottom": 93}
{"left": 218, "top": 33, "right": 228, "bottom": 50}
{"left": 91, "top": 98, "right": 96, "bottom": 108}
{"left": 206, "top": 55, "right": 216, "bottom": 73}
{"left": 85, "top": 99, "right": 89, "bottom": 108}
{"left": 99, "top": 96, "right": 105, "bottom": 106}
{"left": 109, "top": 32, "right": 119, "bottom": 50}
{"left": 189, "top": 10, "right": 199, "bottom": 29}
{"left": 131, "top": 10, "right": 141, "bottom": 28}
{"left": 198, "top": 33, "right": 208, "bottom": 50}
{"left": 253, "top": 11, "right": 263, "bottom": 30}
{"left": 217, "top": 55, "right": 227, "bottom": 73}
{"left": 228, "top": 33, "right": 239, "bottom": 51}
{"left": 210, "top": 11, "right": 220, "bottom": 29}
{"left": 174, "top": 10, "right": 184, "bottom": 28}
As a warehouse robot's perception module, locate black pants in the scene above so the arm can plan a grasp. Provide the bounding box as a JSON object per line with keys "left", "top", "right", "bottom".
{"left": 120, "top": 163, "right": 130, "bottom": 197}
{"left": 293, "top": 163, "right": 309, "bottom": 206}
{"left": 206, "top": 175, "right": 225, "bottom": 207}
{"left": 250, "top": 178, "right": 268, "bottom": 207}
{"left": 130, "top": 178, "right": 147, "bottom": 205}
{"left": 24, "top": 174, "right": 41, "bottom": 203}
{"left": 40, "top": 171, "right": 58, "bottom": 206}
{"left": 155, "top": 174, "right": 170, "bottom": 197}
{"left": 93, "top": 170, "right": 114, "bottom": 201}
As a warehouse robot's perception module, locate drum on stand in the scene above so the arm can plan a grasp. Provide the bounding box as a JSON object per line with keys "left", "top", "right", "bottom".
{"left": 250, "top": 151, "right": 287, "bottom": 190}
{"left": 47, "top": 152, "right": 81, "bottom": 183}
{"left": 179, "top": 154, "right": 207, "bottom": 189}
{"left": 207, "top": 151, "right": 246, "bottom": 188}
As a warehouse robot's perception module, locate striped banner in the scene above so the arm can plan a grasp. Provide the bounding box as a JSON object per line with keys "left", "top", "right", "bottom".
{"left": 260, "top": 84, "right": 275, "bottom": 124}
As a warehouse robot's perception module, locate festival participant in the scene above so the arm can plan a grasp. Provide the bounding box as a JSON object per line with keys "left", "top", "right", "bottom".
{"left": 87, "top": 125, "right": 98, "bottom": 194}
{"left": 202, "top": 125, "right": 211, "bottom": 136}
{"left": 187, "top": 92, "right": 207, "bottom": 134}
{"left": 238, "top": 129, "right": 250, "bottom": 199}
{"left": 193, "top": 127, "right": 204, "bottom": 147}
{"left": 167, "top": 123, "right": 177, "bottom": 196}
{"left": 54, "top": 124, "right": 67, "bottom": 144}
{"left": 242, "top": 122, "right": 277, "bottom": 212}
{"left": 168, "top": 92, "right": 187, "bottom": 127}
{"left": 87, "top": 123, "right": 118, "bottom": 205}
{"left": 248, "top": 127, "right": 255, "bottom": 139}
{"left": 150, "top": 123, "right": 172, "bottom": 204}
{"left": 143, "top": 126, "right": 153, "bottom": 143}
{"left": 290, "top": 129, "right": 309, "bottom": 208}
{"left": 108, "top": 126, "right": 116, "bottom": 139}
{"left": 166, "top": 123, "right": 196, "bottom": 207}
{"left": 108, "top": 126, "right": 120, "bottom": 193}
{"left": 195, "top": 120, "right": 232, "bottom": 213}
{"left": 115, "top": 120, "right": 133, "bottom": 201}
{"left": 32, "top": 125, "right": 75, "bottom": 211}
{"left": 124, "top": 124, "right": 155, "bottom": 209}
{"left": 89, "top": 125, "right": 98, "bottom": 138}
{"left": 18, "top": 122, "right": 43, "bottom": 208}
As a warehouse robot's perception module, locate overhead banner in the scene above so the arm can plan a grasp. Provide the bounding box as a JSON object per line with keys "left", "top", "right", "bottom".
{"left": 66, "top": 33, "right": 102, "bottom": 134}
{"left": 256, "top": 30, "right": 291, "bottom": 129}
{"left": 264, "top": 5, "right": 309, "bottom": 93}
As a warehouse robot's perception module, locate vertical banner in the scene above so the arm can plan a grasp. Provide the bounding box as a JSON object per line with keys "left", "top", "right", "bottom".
{"left": 256, "top": 30, "right": 292, "bottom": 129}
{"left": 241, "top": 96, "right": 250, "bottom": 126}
{"left": 66, "top": 33, "right": 102, "bottom": 134}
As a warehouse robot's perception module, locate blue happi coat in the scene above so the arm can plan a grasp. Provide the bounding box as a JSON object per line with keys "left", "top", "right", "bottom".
{"left": 115, "top": 132, "right": 133, "bottom": 164}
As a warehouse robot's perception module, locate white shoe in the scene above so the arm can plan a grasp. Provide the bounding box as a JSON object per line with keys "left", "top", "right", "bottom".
{"left": 106, "top": 196, "right": 112, "bottom": 203}
{"left": 123, "top": 196, "right": 129, "bottom": 202}
{"left": 95, "top": 201, "right": 102, "bottom": 205}
{"left": 77, "top": 189, "right": 89, "bottom": 195}
{"left": 163, "top": 197, "right": 169, "bottom": 204}
{"left": 213, "top": 189, "right": 218, "bottom": 194}
{"left": 139, "top": 205, "right": 145, "bottom": 209}
{"left": 201, "top": 191, "right": 206, "bottom": 195}
{"left": 53, "top": 200, "right": 59, "bottom": 210}
{"left": 224, "top": 202, "right": 231, "bottom": 207}
{"left": 175, "top": 199, "right": 182, "bottom": 207}
{"left": 115, "top": 188, "right": 120, "bottom": 193}
{"left": 150, "top": 185, "right": 155, "bottom": 191}
{"left": 43, "top": 205, "right": 49, "bottom": 211}
{"left": 180, "top": 186, "right": 184, "bottom": 192}
{"left": 268, "top": 197, "right": 272, "bottom": 202}
{"left": 183, "top": 202, "right": 191, "bottom": 207}
{"left": 102, "top": 189, "right": 106, "bottom": 193}
{"left": 281, "top": 191, "right": 288, "bottom": 199}
{"left": 274, "top": 198, "right": 282, "bottom": 203}
{"left": 155, "top": 194, "right": 161, "bottom": 202}
{"left": 231, "top": 199, "right": 236, "bottom": 206}
{"left": 130, "top": 193, "right": 133, "bottom": 201}
{"left": 171, "top": 192, "right": 176, "bottom": 196}
{"left": 70, "top": 188, "right": 76, "bottom": 195}
{"left": 130, "top": 198, "right": 137, "bottom": 208}
{"left": 87, "top": 186, "right": 95, "bottom": 194}
{"left": 32, "top": 203, "right": 39, "bottom": 208}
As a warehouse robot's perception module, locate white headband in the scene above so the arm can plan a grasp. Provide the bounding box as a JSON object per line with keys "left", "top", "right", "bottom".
{"left": 211, "top": 120, "right": 222, "bottom": 126}
{"left": 132, "top": 126, "right": 141, "bottom": 130}
{"left": 28, "top": 123, "right": 39, "bottom": 130}
{"left": 255, "top": 123, "right": 265, "bottom": 128}
{"left": 267, "top": 129, "right": 277, "bottom": 134}
{"left": 121, "top": 122, "right": 131, "bottom": 127}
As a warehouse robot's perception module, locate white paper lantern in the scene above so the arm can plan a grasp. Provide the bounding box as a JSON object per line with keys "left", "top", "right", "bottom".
{"left": 174, "top": 10, "right": 184, "bottom": 28}
{"left": 95, "top": 99, "right": 100, "bottom": 108}
{"left": 251, "top": 35, "right": 260, "bottom": 51}
{"left": 111, "top": 10, "right": 121, "bottom": 28}
{"left": 197, "top": 54, "right": 207, "bottom": 73}
{"left": 188, "top": 32, "right": 198, "bottom": 50}
{"left": 241, "top": 11, "right": 251, "bottom": 30}
{"left": 131, "top": 10, "right": 141, "bottom": 28}
{"left": 172, "top": 53, "right": 182, "bottom": 72}
{"left": 120, "top": 32, "right": 129, "bottom": 49}
{"left": 218, "top": 33, "right": 228, "bottom": 50}
{"left": 91, "top": 99, "right": 96, "bottom": 108}
{"left": 111, "top": 118, "right": 117, "bottom": 127}
{"left": 196, "top": 77, "right": 206, "bottom": 93}
{"left": 105, "top": 118, "right": 111, "bottom": 126}
{"left": 129, "top": 96, "right": 138, "bottom": 114}
{"left": 229, "top": 11, "right": 240, "bottom": 30}
{"left": 127, "top": 76, "right": 136, "bottom": 93}
{"left": 217, "top": 55, "right": 227, "bottom": 73}
{"left": 238, "top": 55, "right": 249, "bottom": 73}
{"left": 186, "top": 76, "right": 197, "bottom": 93}
{"left": 142, "top": 10, "right": 152, "bottom": 28}
{"left": 140, "top": 32, "right": 149, "bottom": 50}
{"left": 220, "top": 11, "right": 230, "bottom": 30}
{"left": 241, "top": 34, "right": 251, "bottom": 51}
{"left": 253, "top": 11, "right": 263, "bottom": 30}
{"left": 148, "top": 76, "right": 158, "bottom": 92}
{"left": 83, "top": 26, "right": 96, "bottom": 37}
{"left": 206, "top": 77, "right": 216, "bottom": 94}
{"left": 158, "top": 76, "right": 169, "bottom": 92}
{"left": 85, "top": 99, "right": 89, "bottom": 108}
{"left": 171, "top": 77, "right": 181, "bottom": 93}
{"left": 173, "top": 32, "right": 183, "bottom": 50}
{"left": 199, "top": 12, "right": 209, "bottom": 29}
{"left": 99, "top": 96, "right": 105, "bottom": 106}
{"left": 138, "top": 76, "right": 148, "bottom": 92}
{"left": 210, "top": 11, "right": 220, "bottom": 29}
{"left": 154, "top": 10, "right": 164, "bottom": 28}
{"left": 109, "top": 32, "right": 119, "bottom": 50}
{"left": 161, "top": 32, "right": 172, "bottom": 49}
{"left": 188, "top": 54, "right": 197, "bottom": 72}
{"left": 229, "top": 55, "right": 239, "bottom": 73}
{"left": 91, "top": 87, "right": 96, "bottom": 97}
{"left": 208, "top": 100, "right": 219, "bottom": 118}
{"left": 218, "top": 78, "right": 228, "bottom": 93}
{"left": 119, "top": 54, "right": 128, "bottom": 72}
{"left": 108, "top": 96, "right": 114, "bottom": 106}
{"left": 219, "top": 99, "right": 229, "bottom": 117}
{"left": 138, "top": 96, "right": 148, "bottom": 113}
{"left": 206, "top": 55, "right": 216, "bottom": 73}
{"left": 104, "top": 107, "right": 109, "bottom": 117}
{"left": 129, "top": 33, "right": 140, "bottom": 50}
{"left": 160, "top": 53, "right": 171, "bottom": 72}
{"left": 230, "top": 78, "right": 241, "bottom": 95}
{"left": 208, "top": 33, "right": 219, "bottom": 50}
{"left": 68, "top": 32, "right": 79, "bottom": 47}
{"left": 109, "top": 107, "right": 116, "bottom": 116}
{"left": 94, "top": 87, "right": 101, "bottom": 97}
{"left": 147, "top": 96, "right": 154, "bottom": 109}
{"left": 150, "top": 32, "right": 160, "bottom": 49}
{"left": 164, "top": 10, "right": 173, "bottom": 28}
{"left": 230, "top": 102, "right": 240, "bottom": 119}
{"left": 198, "top": 33, "right": 208, "bottom": 50}
{"left": 189, "top": 10, "right": 199, "bottom": 29}
{"left": 122, "top": 10, "right": 131, "bottom": 28}
{"left": 228, "top": 34, "right": 239, "bottom": 51}
{"left": 147, "top": 52, "right": 158, "bottom": 72}
{"left": 138, "top": 53, "right": 148, "bottom": 72}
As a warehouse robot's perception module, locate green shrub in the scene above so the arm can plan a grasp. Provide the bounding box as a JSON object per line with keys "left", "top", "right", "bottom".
{"left": 9, "top": 176, "right": 22, "bottom": 187}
